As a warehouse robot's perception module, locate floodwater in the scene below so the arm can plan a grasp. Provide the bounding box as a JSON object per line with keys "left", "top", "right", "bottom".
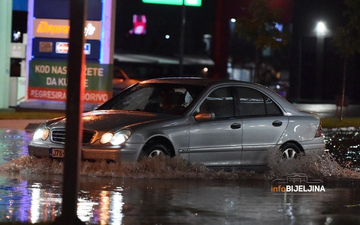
{"left": 0, "top": 129, "right": 359, "bottom": 225}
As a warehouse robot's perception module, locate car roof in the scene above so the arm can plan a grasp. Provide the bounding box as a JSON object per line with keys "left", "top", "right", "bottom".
{"left": 140, "top": 77, "right": 254, "bottom": 87}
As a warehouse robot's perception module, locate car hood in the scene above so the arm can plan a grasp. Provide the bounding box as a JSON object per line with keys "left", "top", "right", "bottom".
{"left": 45, "top": 110, "right": 178, "bottom": 132}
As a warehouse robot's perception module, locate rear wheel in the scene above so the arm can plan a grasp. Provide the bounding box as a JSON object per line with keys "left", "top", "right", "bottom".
{"left": 281, "top": 143, "right": 301, "bottom": 159}
{"left": 140, "top": 143, "right": 171, "bottom": 160}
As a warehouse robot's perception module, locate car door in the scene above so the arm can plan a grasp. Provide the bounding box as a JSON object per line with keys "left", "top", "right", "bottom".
{"left": 235, "top": 86, "right": 288, "bottom": 166}
{"left": 189, "top": 87, "right": 243, "bottom": 167}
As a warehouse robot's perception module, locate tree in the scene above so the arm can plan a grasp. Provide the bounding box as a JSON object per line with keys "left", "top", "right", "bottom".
{"left": 333, "top": 0, "right": 360, "bottom": 120}
{"left": 235, "top": 0, "right": 288, "bottom": 83}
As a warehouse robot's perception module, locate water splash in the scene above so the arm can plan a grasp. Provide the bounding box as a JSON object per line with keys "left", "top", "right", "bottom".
{"left": 324, "top": 128, "right": 360, "bottom": 168}
{"left": 266, "top": 148, "right": 360, "bottom": 181}
{"left": 0, "top": 150, "right": 359, "bottom": 181}
{"left": 0, "top": 130, "right": 32, "bottom": 164}
{"left": 0, "top": 156, "right": 265, "bottom": 180}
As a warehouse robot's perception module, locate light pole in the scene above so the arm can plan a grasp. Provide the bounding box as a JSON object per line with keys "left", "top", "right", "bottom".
{"left": 314, "top": 21, "right": 328, "bottom": 100}
{"left": 179, "top": 0, "right": 186, "bottom": 76}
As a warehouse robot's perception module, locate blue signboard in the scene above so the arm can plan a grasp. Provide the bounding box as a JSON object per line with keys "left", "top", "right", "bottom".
{"left": 13, "top": 0, "right": 28, "bottom": 11}
{"left": 34, "top": 0, "right": 102, "bottom": 20}
{"left": 31, "top": 0, "right": 102, "bottom": 62}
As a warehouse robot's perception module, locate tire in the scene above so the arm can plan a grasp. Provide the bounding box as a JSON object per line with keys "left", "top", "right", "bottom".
{"left": 140, "top": 143, "right": 171, "bottom": 160}
{"left": 280, "top": 143, "right": 301, "bottom": 159}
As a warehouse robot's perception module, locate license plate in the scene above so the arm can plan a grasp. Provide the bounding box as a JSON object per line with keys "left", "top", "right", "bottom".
{"left": 51, "top": 149, "right": 65, "bottom": 158}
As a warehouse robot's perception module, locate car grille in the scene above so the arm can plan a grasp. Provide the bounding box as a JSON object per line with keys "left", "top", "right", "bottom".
{"left": 51, "top": 128, "right": 96, "bottom": 144}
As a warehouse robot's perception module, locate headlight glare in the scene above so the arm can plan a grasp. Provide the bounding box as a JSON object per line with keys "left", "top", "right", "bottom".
{"left": 110, "top": 130, "right": 131, "bottom": 145}
{"left": 100, "top": 132, "right": 114, "bottom": 144}
{"left": 33, "top": 124, "right": 50, "bottom": 140}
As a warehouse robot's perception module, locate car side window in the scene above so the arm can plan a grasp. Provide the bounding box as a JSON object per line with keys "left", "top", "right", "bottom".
{"left": 199, "top": 87, "right": 235, "bottom": 119}
{"left": 236, "top": 87, "right": 282, "bottom": 117}
{"left": 265, "top": 96, "right": 283, "bottom": 116}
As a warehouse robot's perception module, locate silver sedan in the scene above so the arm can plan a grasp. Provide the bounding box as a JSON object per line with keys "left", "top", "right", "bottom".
{"left": 28, "top": 78, "right": 325, "bottom": 168}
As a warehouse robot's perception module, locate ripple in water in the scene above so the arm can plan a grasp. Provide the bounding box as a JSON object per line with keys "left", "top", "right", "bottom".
{"left": 0, "top": 149, "right": 359, "bottom": 181}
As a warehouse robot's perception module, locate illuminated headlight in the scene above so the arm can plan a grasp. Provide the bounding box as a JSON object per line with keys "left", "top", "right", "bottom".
{"left": 33, "top": 124, "right": 50, "bottom": 141}
{"left": 100, "top": 132, "right": 113, "bottom": 144}
{"left": 100, "top": 130, "right": 131, "bottom": 145}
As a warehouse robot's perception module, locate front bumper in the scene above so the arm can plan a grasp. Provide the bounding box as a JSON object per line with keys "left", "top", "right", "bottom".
{"left": 28, "top": 142, "right": 143, "bottom": 162}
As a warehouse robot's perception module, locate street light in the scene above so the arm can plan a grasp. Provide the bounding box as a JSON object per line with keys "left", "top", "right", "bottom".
{"left": 314, "top": 20, "right": 329, "bottom": 100}
{"left": 315, "top": 21, "right": 328, "bottom": 36}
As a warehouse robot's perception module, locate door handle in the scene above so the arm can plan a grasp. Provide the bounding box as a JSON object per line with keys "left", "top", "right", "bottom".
{"left": 231, "top": 123, "right": 241, "bottom": 129}
{"left": 272, "top": 120, "right": 282, "bottom": 127}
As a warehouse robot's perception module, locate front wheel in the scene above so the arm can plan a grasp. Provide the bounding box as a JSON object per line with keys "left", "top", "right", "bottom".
{"left": 280, "top": 143, "right": 301, "bottom": 159}
{"left": 139, "top": 143, "right": 171, "bottom": 160}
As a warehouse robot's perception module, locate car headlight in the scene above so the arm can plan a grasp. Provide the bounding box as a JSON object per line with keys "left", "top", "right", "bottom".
{"left": 100, "top": 130, "right": 131, "bottom": 145}
{"left": 100, "top": 132, "right": 113, "bottom": 144}
{"left": 33, "top": 124, "right": 50, "bottom": 141}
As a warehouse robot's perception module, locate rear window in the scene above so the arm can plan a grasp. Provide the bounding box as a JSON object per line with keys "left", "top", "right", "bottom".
{"left": 236, "top": 87, "right": 283, "bottom": 117}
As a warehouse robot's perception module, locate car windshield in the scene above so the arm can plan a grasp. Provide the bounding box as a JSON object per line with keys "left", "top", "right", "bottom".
{"left": 98, "top": 82, "right": 205, "bottom": 115}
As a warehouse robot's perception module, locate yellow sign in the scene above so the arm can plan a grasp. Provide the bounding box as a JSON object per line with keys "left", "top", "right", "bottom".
{"left": 33, "top": 18, "right": 101, "bottom": 40}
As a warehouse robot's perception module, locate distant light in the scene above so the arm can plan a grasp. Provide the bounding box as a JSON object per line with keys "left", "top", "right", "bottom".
{"left": 230, "top": 18, "right": 236, "bottom": 23}
{"left": 315, "top": 21, "right": 328, "bottom": 36}
{"left": 13, "top": 31, "right": 21, "bottom": 41}
{"left": 203, "top": 67, "right": 208, "bottom": 73}
{"left": 275, "top": 23, "right": 283, "bottom": 32}
{"left": 165, "top": 34, "right": 170, "bottom": 39}
{"left": 129, "top": 14, "right": 147, "bottom": 35}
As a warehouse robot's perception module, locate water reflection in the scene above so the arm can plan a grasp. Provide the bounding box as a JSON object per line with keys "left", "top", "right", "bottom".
{"left": 0, "top": 172, "right": 125, "bottom": 224}
{"left": 0, "top": 169, "right": 359, "bottom": 224}
{"left": 0, "top": 175, "right": 30, "bottom": 222}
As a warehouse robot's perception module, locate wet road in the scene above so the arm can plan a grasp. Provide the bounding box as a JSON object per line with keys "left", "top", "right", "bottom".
{"left": 0, "top": 128, "right": 360, "bottom": 225}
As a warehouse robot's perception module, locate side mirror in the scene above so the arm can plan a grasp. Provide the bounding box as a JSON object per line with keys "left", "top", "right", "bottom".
{"left": 194, "top": 112, "right": 215, "bottom": 122}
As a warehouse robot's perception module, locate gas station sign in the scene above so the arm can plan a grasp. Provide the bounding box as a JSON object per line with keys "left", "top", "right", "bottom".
{"left": 28, "top": 60, "right": 112, "bottom": 103}
{"left": 25, "top": 0, "right": 115, "bottom": 105}
{"left": 32, "top": 39, "right": 100, "bottom": 60}
{"left": 33, "top": 19, "right": 102, "bottom": 40}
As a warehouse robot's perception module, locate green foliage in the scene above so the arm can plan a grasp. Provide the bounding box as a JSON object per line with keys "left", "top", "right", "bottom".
{"left": 333, "top": 0, "right": 360, "bottom": 57}
{"left": 235, "top": 0, "right": 288, "bottom": 50}
{"left": 321, "top": 117, "right": 360, "bottom": 129}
